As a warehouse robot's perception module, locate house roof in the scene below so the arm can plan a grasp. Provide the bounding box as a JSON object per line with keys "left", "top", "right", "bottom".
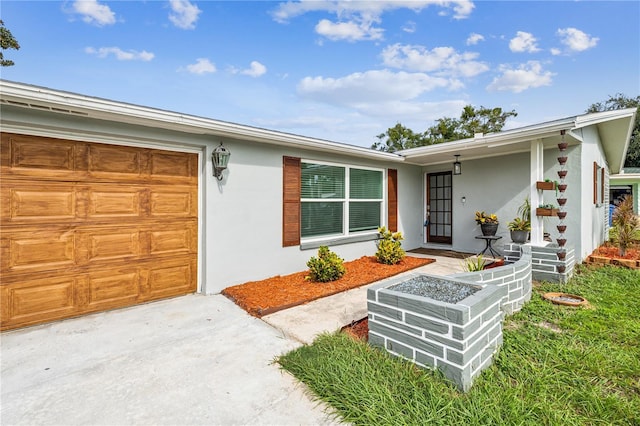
{"left": 398, "top": 108, "right": 636, "bottom": 175}
{"left": 0, "top": 79, "right": 404, "bottom": 163}
{"left": 1, "top": 80, "right": 635, "bottom": 173}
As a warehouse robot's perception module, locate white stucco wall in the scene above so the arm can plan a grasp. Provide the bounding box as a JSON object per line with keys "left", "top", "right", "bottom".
{"left": 205, "top": 139, "right": 424, "bottom": 293}
{"left": 578, "top": 126, "right": 610, "bottom": 260}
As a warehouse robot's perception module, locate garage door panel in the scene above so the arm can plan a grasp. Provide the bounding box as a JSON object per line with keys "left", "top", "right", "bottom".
{"left": 150, "top": 151, "right": 196, "bottom": 178}
{"left": 87, "top": 269, "right": 140, "bottom": 309}
{"left": 1, "top": 133, "right": 198, "bottom": 331}
{"left": 3, "top": 276, "right": 78, "bottom": 325}
{"left": 88, "top": 144, "right": 143, "bottom": 176}
{"left": 2, "top": 183, "right": 77, "bottom": 223}
{"left": 147, "top": 259, "right": 196, "bottom": 299}
{"left": 2, "top": 230, "right": 76, "bottom": 272}
{"left": 149, "top": 225, "right": 194, "bottom": 255}
{"left": 9, "top": 136, "right": 75, "bottom": 171}
{"left": 87, "top": 187, "right": 144, "bottom": 218}
{"left": 149, "top": 188, "right": 196, "bottom": 217}
{"left": 83, "top": 229, "right": 142, "bottom": 263}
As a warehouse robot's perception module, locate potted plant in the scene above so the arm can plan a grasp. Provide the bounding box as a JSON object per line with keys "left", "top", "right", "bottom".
{"left": 508, "top": 217, "right": 530, "bottom": 244}
{"left": 475, "top": 211, "right": 499, "bottom": 236}
{"left": 536, "top": 204, "right": 558, "bottom": 217}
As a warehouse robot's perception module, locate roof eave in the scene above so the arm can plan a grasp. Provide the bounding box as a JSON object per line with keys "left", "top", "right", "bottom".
{"left": 0, "top": 80, "right": 404, "bottom": 163}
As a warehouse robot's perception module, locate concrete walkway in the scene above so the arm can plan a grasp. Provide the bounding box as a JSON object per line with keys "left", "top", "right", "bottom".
{"left": 0, "top": 295, "right": 338, "bottom": 425}
{"left": 0, "top": 253, "right": 461, "bottom": 425}
{"left": 263, "top": 254, "right": 464, "bottom": 344}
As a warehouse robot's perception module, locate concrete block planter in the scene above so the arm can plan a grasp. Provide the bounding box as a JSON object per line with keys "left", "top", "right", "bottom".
{"left": 367, "top": 274, "right": 506, "bottom": 392}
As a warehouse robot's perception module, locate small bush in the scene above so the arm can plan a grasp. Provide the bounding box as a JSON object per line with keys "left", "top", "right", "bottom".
{"left": 306, "top": 246, "right": 346, "bottom": 283}
{"left": 375, "top": 226, "right": 405, "bottom": 265}
{"left": 612, "top": 195, "right": 640, "bottom": 256}
{"left": 461, "top": 255, "right": 486, "bottom": 272}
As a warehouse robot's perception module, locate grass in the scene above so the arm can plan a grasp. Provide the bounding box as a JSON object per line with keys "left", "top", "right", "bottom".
{"left": 278, "top": 265, "right": 640, "bottom": 425}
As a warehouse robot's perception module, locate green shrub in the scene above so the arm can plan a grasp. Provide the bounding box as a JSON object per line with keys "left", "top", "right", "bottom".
{"left": 461, "top": 255, "right": 486, "bottom": 272}
{"left": 375, "top": 226, "right": 405, "bottom": 265}
{"left": 612, "top": 195, "right": 640, "bottom": 256}
{"left": 306, "top": 246, "right": 346, "bottom": 283}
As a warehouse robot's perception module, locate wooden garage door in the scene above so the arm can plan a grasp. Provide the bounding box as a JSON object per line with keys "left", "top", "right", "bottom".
{"left": 1, "top": 133, "right": 198, "bottom": 330}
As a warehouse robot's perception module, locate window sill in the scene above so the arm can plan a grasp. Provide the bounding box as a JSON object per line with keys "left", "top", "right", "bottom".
{"left": 300, "top": 233, "right": 379, "bottom": 250}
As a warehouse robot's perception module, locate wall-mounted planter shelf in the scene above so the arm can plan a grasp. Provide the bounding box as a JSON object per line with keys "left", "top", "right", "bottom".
{"left": 536, "top": 208, "right": 558, "bottom": 217}
{"left": 536, "top": 181, "right": 556, "bottom": 190}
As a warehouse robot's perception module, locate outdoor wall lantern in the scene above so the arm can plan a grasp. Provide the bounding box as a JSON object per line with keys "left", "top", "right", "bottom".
{"left": 212, "top": 142, "right": 231, "bottom": 181}
{"left": 453, "top": 154, "right": 462, "bottom": 175}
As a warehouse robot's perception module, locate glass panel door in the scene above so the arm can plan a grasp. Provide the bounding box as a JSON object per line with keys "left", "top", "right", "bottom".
{"left": 426, "top": 172, "right": 452, "bottom": 244}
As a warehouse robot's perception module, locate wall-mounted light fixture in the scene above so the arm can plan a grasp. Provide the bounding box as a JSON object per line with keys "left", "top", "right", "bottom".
{"left": 453, "top": 154, "right": 462, "bottom": 175}
{"left": 212, "top": 142, "right": 231, "bottom": 181}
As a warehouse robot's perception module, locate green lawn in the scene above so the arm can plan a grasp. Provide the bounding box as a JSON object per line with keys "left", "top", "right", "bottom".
{"left": 279, "top": 266, "right": 640, "bottom": 425}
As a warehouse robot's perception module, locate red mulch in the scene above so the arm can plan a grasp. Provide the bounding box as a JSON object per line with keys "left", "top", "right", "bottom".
{"left": 593, "top": 243, "right": 640, "bottom": 260}
{"left": 341, "top": 317, "right": 369, "bottom": 341}
{"left": 222, "top": 256, "right": 434, "bottom": 317}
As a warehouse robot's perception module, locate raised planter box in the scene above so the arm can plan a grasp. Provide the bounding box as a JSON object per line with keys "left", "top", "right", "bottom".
{"left": 367, "top": 274, "right": 506, "bottom": 392}
{"left": 536, "top": 181, "right": 555, "bottom": 190}
{"left": 536, "top": 208, "right": 558, "bottom": 217}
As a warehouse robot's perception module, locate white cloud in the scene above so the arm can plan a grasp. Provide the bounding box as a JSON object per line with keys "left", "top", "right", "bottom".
{"left": 185, "top": 58, "right": 216, "bottom": 75}
{"left": 72, "top": 0, "right": 115, "bottom": 26}
{"left": 85, "top": 47, "right": 154, "bottom": 61}
{"left": 487, "top": 61, "right": 554, "bottom": 93}
{"left": 402, "top": 21, "right": 416, "bottom": 34}
{"left": 297, "top": 69, "right": 455, "bottom": 108}
{"left": 241, "top": 61, "right": 267, "bottom": 77}
{"left": 169, "top": 0, "right": 201, "bottom": 30}
{"left": 271, "top": 1, "right": 474, "bottom": 42}
{"left": 509, "top": 31, "right": 540, "bottom": 53}
{"left": 550, "top": 48, "right": 562, "bottom": 56}
{"left": 381, "top": 43, "right": 489, "bottom": 78}
{"left": 466, "top": 33, "right": 484, "bottom": 45}
{"left": 557, "top": 27, "right": 598, "bottom": 52}
{"left": 315, "top": 18, "right": 383, "bottom": 41}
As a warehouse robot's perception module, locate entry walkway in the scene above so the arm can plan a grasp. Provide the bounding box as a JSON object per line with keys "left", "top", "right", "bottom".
{"left": 262, "top": 253, "right": 464, "bottom": 345}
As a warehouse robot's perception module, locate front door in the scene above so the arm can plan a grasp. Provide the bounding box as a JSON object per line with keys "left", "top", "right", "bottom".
{"left": 426, "top": 172, "right": 452, "bottom": 244}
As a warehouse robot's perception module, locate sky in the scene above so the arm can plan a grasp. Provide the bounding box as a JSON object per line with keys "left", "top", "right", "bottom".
{"left": 1, "top": 0, "right": 639, "bottom": 148}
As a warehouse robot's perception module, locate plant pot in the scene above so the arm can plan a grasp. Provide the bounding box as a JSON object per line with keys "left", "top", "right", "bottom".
{"left": 557, "top": 238, "right": 567, "bottom": 247}
{"left": 480, "top": 223, "right": 498, "bottom": 236}
{"left": 510, "top": 230, "right": 529, "bottom": 244}
{"left": 557, "top": 198, "right": 567, "bottom": 206}
{"left": 558, "top": 183, "right": 567, "bottom": 192}
{"left": 557, "top": 251, "right": 566, "bottom": 260}
{"left": 557, "top": 170, "right": 568, "bottom": 179}
{"left": 557, "top": 156, "right": 568, "bottom": 165}
{"left": 557, "top": 211, "right": 567, "bottom": 219}
{"left": 557, "top": 225, "right": 567, "bottom": 233}
{"left": 536, "top": 181, "right": 555, "bottom": 190}
{"left": 536, "top": 208, "right": 558, "bottom": 217}
{"left": 558, "top": 142, "right": 568, "bottom": 151}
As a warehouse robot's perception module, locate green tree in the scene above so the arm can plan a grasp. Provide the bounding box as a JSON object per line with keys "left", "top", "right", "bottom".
{"left": 371, "top": 123, "right": 428, "bottom": 153}
{"left": 0, "top": 20, "right": 20, "bottom": 67}
{"left": 372, "top": 105, "right": 517, "bottom": 152}
{"left": 586, "top": 93, "right": 640, "bottom": 168}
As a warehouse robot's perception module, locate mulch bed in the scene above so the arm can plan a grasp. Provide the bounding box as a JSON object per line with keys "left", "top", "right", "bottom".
{"left": 222, "top": 256, "right": 435, "bottom": 317}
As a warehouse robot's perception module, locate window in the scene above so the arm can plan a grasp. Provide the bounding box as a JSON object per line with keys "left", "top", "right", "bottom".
{"left": 300, "top": 161, "right": 383, "bottom": 239}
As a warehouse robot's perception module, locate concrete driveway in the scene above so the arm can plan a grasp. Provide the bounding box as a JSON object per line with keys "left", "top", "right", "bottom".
{"left": 0, "top": 294, "right": 337, "bottom": 425}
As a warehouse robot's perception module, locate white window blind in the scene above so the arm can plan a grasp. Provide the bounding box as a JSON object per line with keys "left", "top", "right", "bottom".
{"left": 301, "top": 161, "right": 383, "bottom": 239}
